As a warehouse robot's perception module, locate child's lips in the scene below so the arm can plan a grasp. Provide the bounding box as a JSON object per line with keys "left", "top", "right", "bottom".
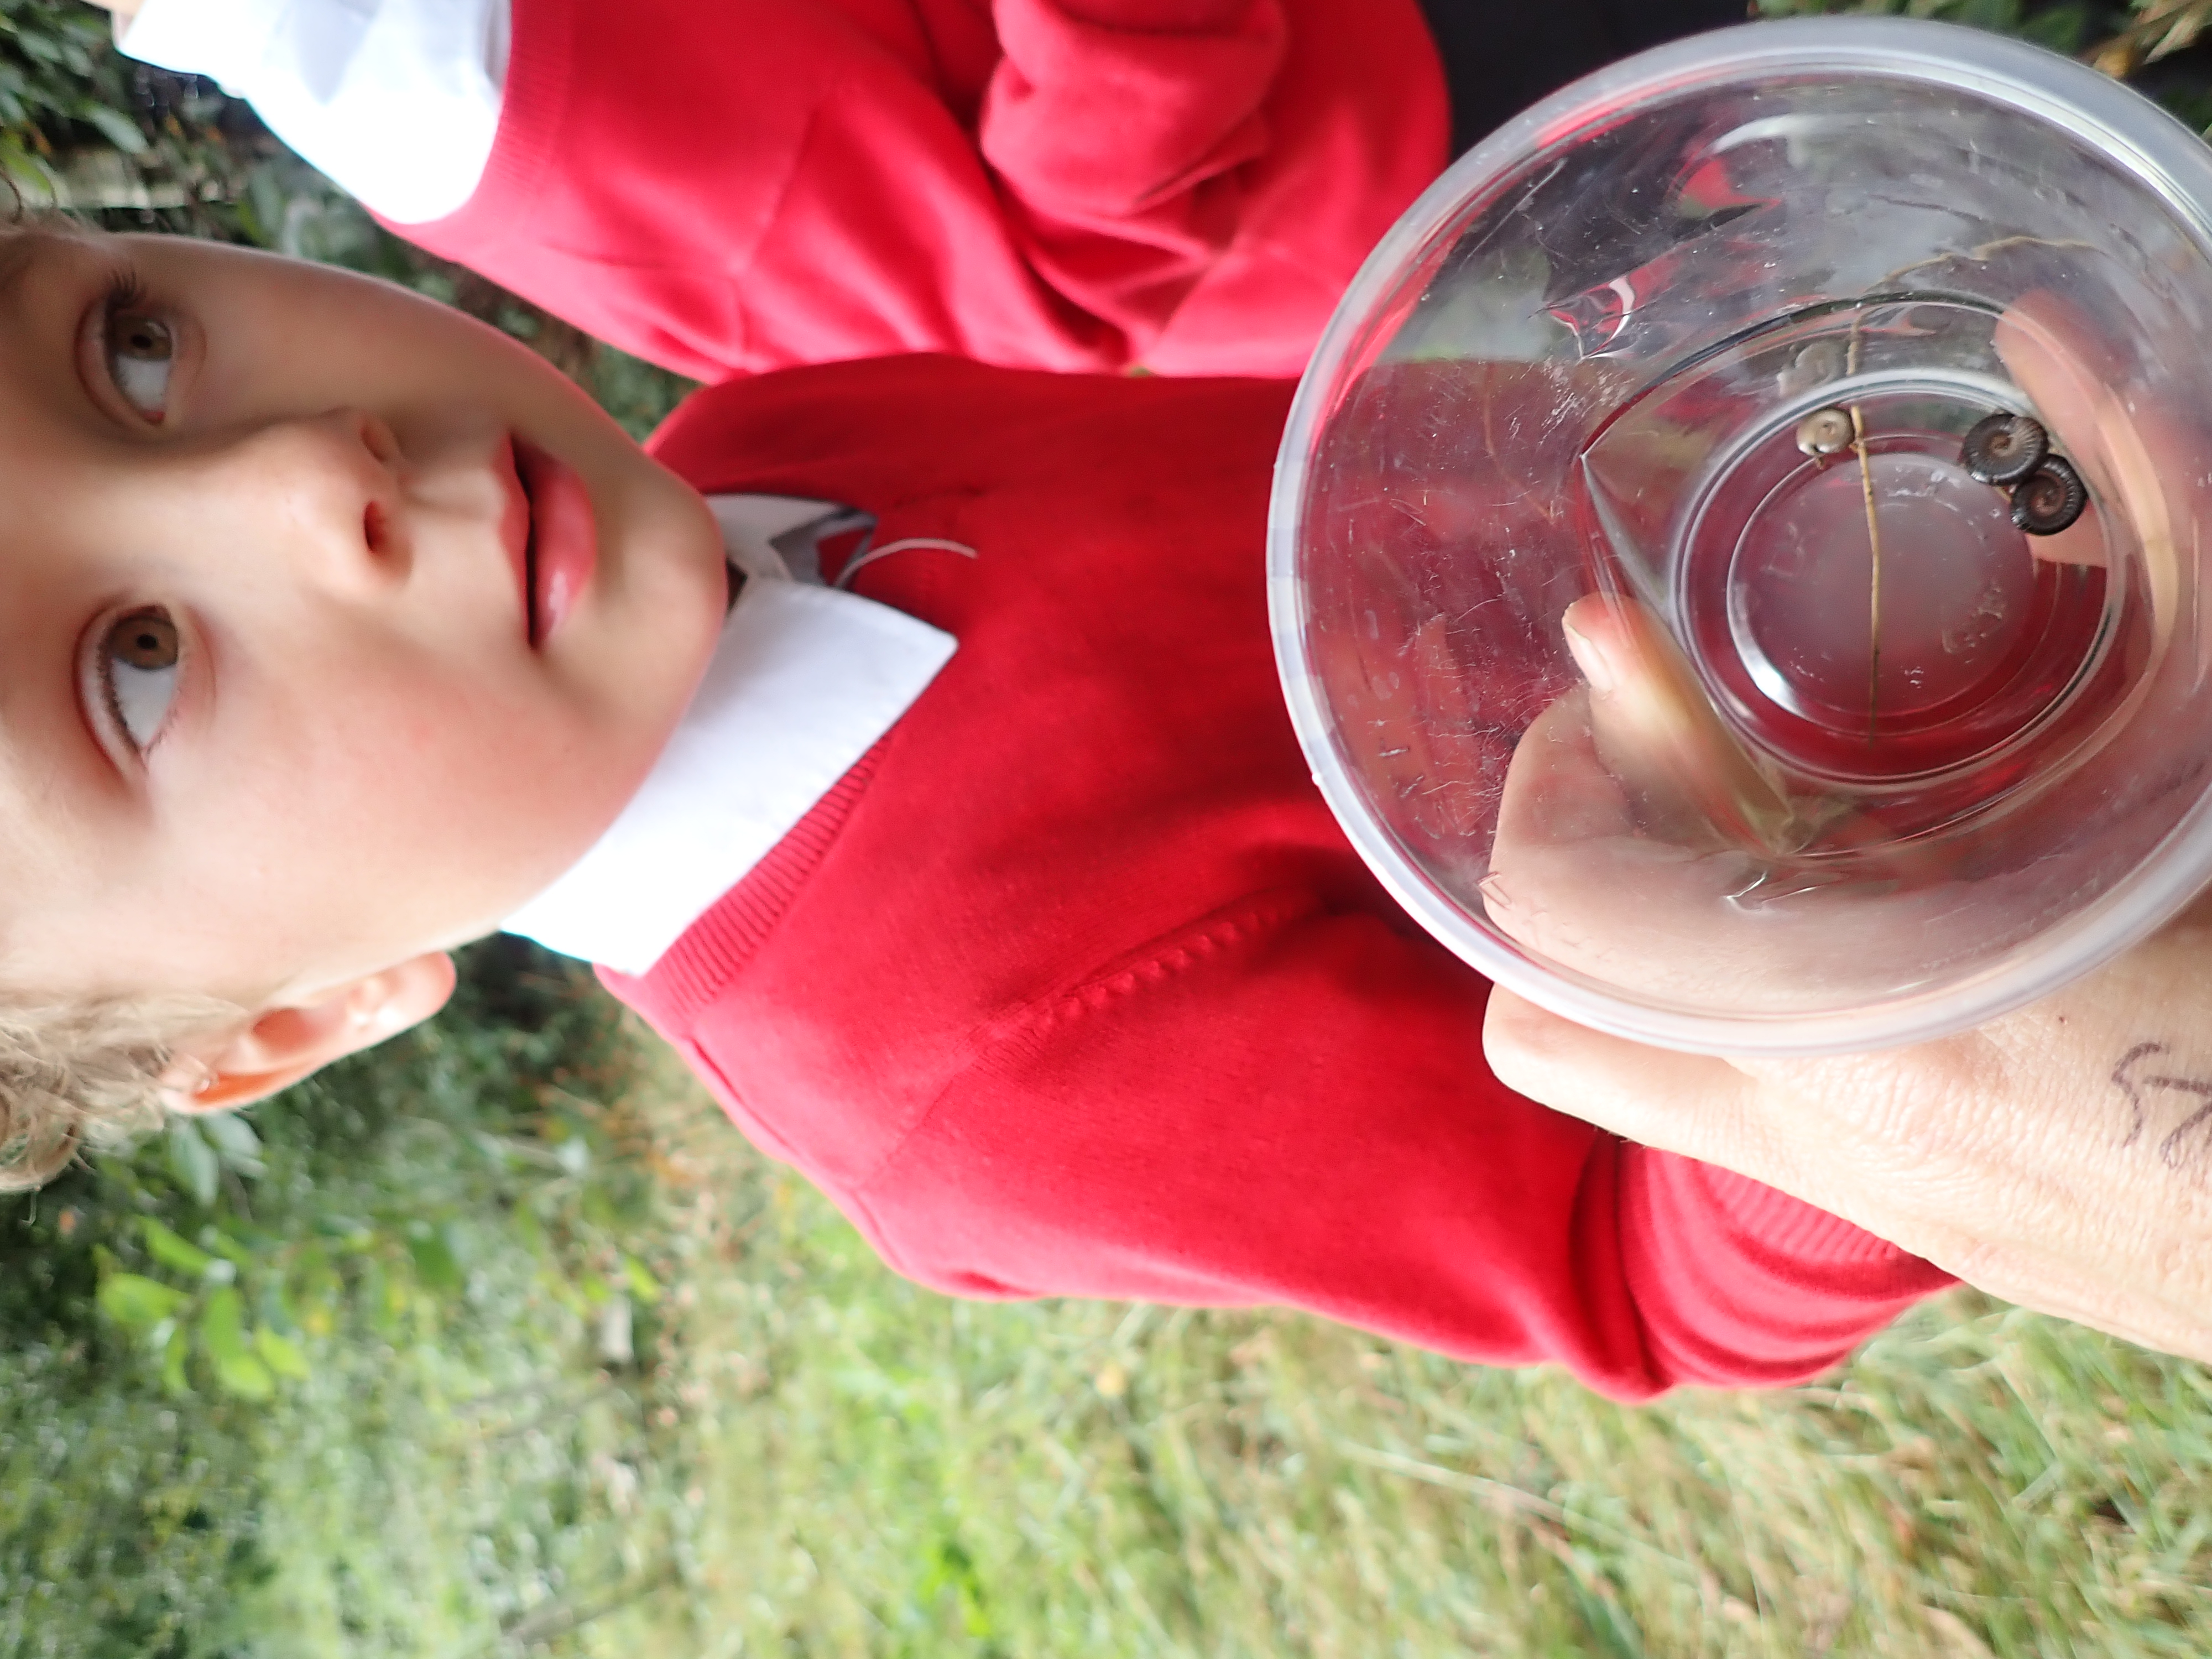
{"left": 508, "top": 436, "right": 599, "bottom": 647}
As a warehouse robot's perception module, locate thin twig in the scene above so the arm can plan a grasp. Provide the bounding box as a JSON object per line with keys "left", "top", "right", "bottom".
{"left": 1844, "top": 312, "right": 1882, "bottom": 739}
{"left": 1851, "top": 401, "right": 1882, "bottom": 740}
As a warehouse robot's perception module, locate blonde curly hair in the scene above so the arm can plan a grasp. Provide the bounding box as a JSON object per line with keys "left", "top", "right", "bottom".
{"left": 0, "top": 997, "right": 237, "bottom": 1191}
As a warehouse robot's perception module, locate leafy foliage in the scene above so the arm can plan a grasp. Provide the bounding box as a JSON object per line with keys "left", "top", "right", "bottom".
{"left": 0, "top": 0, "right": 147, "bottom": 175}
{"left": 1750, "top": 0, "right": 2212, "bottom": 128}
{"left": 2094, "top": 0, "right": 2212, "bottom": 71}
{"left": 0, "top": 933, "right": 683, "bottom": 1657}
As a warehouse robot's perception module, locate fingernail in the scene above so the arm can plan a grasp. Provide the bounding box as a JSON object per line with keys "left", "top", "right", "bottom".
{"left": 1478, "top": 873, "right": 1515, "bottom": 914}
{"left": 1561, "top": 614, "right": 1616, "bottom": 695}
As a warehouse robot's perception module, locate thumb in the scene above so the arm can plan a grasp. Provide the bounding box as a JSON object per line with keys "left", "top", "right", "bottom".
{"left": 1559, "top": 596, "right": 1796, "bottom": 853}
{"left": 1483, "top": 987, "right": 1772, "bottom": 1170}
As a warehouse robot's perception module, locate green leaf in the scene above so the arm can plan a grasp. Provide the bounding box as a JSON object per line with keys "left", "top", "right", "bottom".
{"left": 1952, "top": 0, "right": 2021, "bottom": 33}
{"left": 244, "top": 164, "right": 288, "bottom": 250}
{"left": 210, "top": 1347, "right": 274, "bottom": 1399}
{"left": 160, "top": 1322, "right": 191, "bottom": 1395}
{"left": 198, "top": 1112, "right": 265, "bottom": 1175}
{"left": 199, "top": 1288, "right": 274, "bottom": 1397}
{"left": 405, "top": 1226, "right": 463, "bottom": 1296}
{"left": 139, "top": 1218, "right": 215, "bottom": 1277}
{"left": 0, "top": 132, "right": 47, "bottom": 191}
{"left": 166, "top": 1118, "right": 220, "bottom": 1207}
{"left": 98, "top": 1272, "right": 187, "bottom": 1331}
{"left": 197, "top": 1285, "right": 249, "bottom": 1365}
{"left": 2020, "top": 1, "right": 2090, "bottom": 53}
{"left": 621, "top": 1255, "right": 664, "bottom": 1305}
{"left": 253, "top": 1326, "right": 310, "bottom": 1382}
{"left": 82, "top": 103, "right": 147, "bottom": 155}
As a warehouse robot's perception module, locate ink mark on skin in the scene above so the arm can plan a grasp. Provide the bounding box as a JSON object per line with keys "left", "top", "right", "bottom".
{"left": 2111, "top": 1041, "right": 2212, "bottom": 1167}
{"left": 2113, "top": 1042, "right": 2164, "bottom": 1146}
{"left": 2157, "top": 1089, "right": 2212, "bottom": 1170}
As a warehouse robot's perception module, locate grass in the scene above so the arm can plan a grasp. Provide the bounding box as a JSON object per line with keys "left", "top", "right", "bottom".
{"left": 38, "top": 988, "right": 2208, "bottom": 1657}
{"left": 264, "top": 1034, "right": 2199, "bottom": 1659}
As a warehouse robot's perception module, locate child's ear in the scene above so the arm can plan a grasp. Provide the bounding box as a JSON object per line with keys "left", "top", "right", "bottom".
{"left": 166, "top": 952, "right": 459, "bottom": 1112}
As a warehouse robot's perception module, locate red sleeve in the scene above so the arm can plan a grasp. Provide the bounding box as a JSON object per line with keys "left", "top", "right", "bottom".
{"left": 833, "top": 893, "right": 1949, "bottom": 1401}
{"left": 976, "top": 0, "right": 1287, "bottom": 333}
{"left": 1618, "top": 1149, "right": 1955, "bottom": 1389}
{"left": 395, "top": 0, "right": 1445, "bottom": 379}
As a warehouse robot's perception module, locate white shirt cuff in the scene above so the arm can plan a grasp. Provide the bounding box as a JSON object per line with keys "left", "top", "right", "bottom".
{"left": 122, "top": 0, "right": 508, "bottom": 225}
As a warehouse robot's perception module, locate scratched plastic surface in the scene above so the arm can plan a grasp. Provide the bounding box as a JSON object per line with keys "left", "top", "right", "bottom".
{"left": 1270, "top": 17, "right": 2212, "bottom": 1053}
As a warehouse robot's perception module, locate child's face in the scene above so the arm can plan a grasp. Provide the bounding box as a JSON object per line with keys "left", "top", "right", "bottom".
{"left": 0, "top": 229, "right": 727, "bottom": 1010}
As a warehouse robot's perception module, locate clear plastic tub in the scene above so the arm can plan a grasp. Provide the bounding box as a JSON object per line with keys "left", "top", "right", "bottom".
{"left": 1270, "top": 16, "right": 2212, "bottom": 1053}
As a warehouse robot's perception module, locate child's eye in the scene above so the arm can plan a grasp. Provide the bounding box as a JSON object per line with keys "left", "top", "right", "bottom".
{"left": 105, "top": 305, "right": 175, "bottom": 422}
{"left": 98, "top": 608, "right": 181, "bottom": 753}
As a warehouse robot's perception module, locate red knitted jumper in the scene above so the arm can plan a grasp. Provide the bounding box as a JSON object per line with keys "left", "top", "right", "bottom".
{"left": 602, "top": 356, "right": 1953, "bottom": 1400}
{"left": 394, "top": 0, "right": 1449, "bottom": 380}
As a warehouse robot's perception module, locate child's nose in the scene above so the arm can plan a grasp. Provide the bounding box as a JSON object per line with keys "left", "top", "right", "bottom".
{"left": 214, "top": 410, "right": 408, "bottom": 594}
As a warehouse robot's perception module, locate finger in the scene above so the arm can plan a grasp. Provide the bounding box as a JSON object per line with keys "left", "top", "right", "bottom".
{"left": 1485, "top": 620, "right": 1802, "bottom": 996}
{"left": 1482, "top": 685, "right": 1632, "bottom": 946}
{"left": 1482, "top": 987, "right": 1770, "bottom": 1170}
{"left": 1490, "top": 686, "right": 1628, "bottom": 853}
{"left": 1562, "top": 596, "right": 1795, "bottom": 852}
{"left": 1483, "top": 687, "right": 1773, "bottom": 987}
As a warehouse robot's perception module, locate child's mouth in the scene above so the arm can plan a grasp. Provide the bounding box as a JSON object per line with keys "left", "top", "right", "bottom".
{"left": 509, "top": 436, "right": 599, "bottom": 647}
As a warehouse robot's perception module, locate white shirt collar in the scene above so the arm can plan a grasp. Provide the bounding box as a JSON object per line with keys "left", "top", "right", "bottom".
{"left": 500, "top": 497, "right": 957, "bottom": 973}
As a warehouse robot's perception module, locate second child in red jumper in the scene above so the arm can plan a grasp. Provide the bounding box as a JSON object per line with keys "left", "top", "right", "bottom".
{"left": 113, "top": 0, "right": 1745, "bottom": 380}
{"left": 17, "top": 221, "right": 1953, "bottom": 1401}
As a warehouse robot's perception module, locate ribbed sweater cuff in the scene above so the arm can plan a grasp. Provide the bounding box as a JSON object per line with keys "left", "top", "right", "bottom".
{"left": 1619, "top": 1144, "right": 1954, "bottom": 1391}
